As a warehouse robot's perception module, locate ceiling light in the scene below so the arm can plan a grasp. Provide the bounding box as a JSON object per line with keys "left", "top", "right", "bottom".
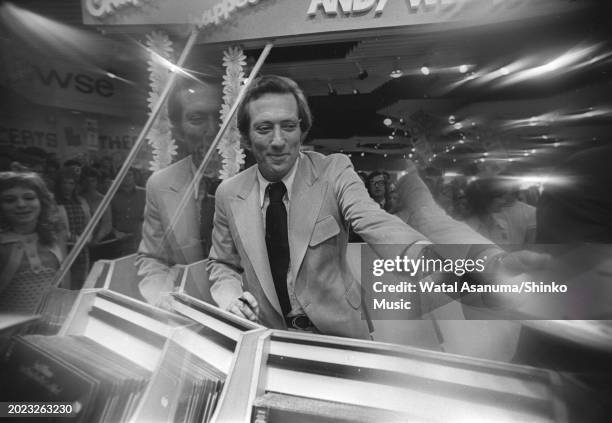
{"left": 383, "top": 117, "right": 393, "bottom": 126}
{"left": 420, "top": 66, "right": 430, "bottom": 75}
{"left": 459, "top": 64, "right": 468, "bottom": 74}
{"left": 390, "top": 57, "right": 403, "bottom": 78}
{"left": 352, "top": 88, "right": 360, "bottom": 95}
{"left": 500, "top": 67, "right": 510, "bottom": 76}
{"left": 390, "top": 69, "right": 403, "bottom": 78}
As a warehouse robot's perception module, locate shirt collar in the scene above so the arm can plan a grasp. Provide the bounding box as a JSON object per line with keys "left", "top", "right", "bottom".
{"left": 257, "top": 153, "right": 300, "bottom": 208}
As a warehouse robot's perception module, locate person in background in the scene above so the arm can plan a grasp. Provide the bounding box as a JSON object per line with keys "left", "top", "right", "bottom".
{"left": 42, "top": 159, "right": 60, "bottom": 192}
{"left": 0, "top": 171, "right": 68, "bottom": 313}
{"left": 137, "top": 75, "right": 223, "bottom": 307}
{"left": 63, "top": 159, "right": 82, "bottom": 179}
{"left": 366, "top": 170, "right": 390, "bottom": 211}
{"left": 80, "top": 166, "right": 112, "bottom": 244}
{"left": 55, "top": 167, "right": 91, "bottom": 289}
{"left": 111, "top": 167, "right": 146, "bottom": 257}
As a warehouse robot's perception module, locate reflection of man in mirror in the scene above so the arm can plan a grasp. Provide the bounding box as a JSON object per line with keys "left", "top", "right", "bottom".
{"left": 137, "top": 76, "right": 222, "bottom": 307}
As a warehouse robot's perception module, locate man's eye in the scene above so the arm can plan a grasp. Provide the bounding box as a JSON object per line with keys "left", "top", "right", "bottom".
{"left": 280, "top": 122, "right": 298, "bottom": 131}
{"left": 254, "top": 124, "right": 273, "bottom": 134}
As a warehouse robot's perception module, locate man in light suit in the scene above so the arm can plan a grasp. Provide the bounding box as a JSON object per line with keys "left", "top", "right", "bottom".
{"left": 137, "top": 76, "right": 222, "bottom": 306}
{"left": 207, "top": 75, "right": 431, "bottom": 339}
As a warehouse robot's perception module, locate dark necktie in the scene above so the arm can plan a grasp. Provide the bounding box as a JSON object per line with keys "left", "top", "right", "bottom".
{"left": 266, "top": 182, "right": 291, "bottom": 317}
{"left": 200, "top": 177, "right": 219, "bottom": 256}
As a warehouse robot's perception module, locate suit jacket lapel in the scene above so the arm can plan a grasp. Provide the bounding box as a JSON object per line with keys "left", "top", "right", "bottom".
{"left": 289, "top": 155, "right": 325, "bottom": 284}
{"left": 162, "top": 157, "right": 202, "bottom": 263}
{"left": 230, "top": 167, "right": 283, "bottom": 316}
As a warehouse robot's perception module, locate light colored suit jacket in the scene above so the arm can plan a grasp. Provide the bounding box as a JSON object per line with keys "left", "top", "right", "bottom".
{"left": 137, "top": 157, "right": 209, "bottom": 305}
{"left": 207, "top": 152, "right": 428, "bottom": 339}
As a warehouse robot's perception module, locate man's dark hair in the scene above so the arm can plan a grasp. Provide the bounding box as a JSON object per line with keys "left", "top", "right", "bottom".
{"left": 237, "top": 75, "right": 312, "bottom": 142}
{"left": 167, "top": 75, "right": 223, "bottom": 127}
{"left": 366, "top": 170, "right": 387, "bottom": 189}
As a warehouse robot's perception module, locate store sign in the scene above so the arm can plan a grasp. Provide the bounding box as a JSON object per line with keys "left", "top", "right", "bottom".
{"left": 307, "top": 0, "right": 387, "bottom": 16}
{"left": 197, "top": 0, "right": 262, "bottom": 28}
{"left": 81, "top": 0, "right": 586, "bottom": 46}
{"left": 84, "top": 0, "right": 151, "bottom": 18}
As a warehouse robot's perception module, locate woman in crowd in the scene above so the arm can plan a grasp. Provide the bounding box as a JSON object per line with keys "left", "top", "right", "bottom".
{"left": 0, "top": 171, "right": 67, "bottom": 313}
{"left": 55, "top": 167, "right": 91, "bottom": 288}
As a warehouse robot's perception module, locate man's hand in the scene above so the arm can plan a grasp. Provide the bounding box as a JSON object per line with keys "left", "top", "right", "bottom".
{"left": 226, "top": 291, "right": 260, "bottom": 322}
{"left": 154, "top": 292, "right": 175, "bottom": 312}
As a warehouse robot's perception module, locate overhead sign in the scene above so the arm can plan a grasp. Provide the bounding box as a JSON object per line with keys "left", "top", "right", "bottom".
{"left": 1, "top": 49, "right": 138, "bottom": 117}
{"left": 81, "top": 0, "right": 587, "bottom": 45}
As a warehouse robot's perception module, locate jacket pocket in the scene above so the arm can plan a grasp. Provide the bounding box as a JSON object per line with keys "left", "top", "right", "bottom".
{"left": 309, "top": 215, "right": 340, "bottom": 247}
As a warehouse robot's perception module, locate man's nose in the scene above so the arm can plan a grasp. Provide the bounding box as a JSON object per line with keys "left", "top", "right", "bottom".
{"left": 270, "top": 125, "right": 285, "bottom": 147}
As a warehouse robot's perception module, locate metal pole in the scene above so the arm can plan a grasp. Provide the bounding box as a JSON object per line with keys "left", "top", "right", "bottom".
{"left": 159, "top": 42, "right": 274, "bottom": 247}
{"left": 53, "top": 28, "right": 201, "bottom": 287}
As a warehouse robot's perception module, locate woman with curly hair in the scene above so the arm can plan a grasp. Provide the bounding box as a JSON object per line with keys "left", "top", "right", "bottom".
{"left": 0, "top": 171, "right": 68, "bottom": 313}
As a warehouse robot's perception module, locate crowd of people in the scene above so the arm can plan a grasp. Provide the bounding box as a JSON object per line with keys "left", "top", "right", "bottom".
{"left": 0, "top": 153, "right": 148, "bottom": 294}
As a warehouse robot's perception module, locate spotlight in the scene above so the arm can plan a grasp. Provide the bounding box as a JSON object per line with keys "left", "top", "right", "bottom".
{"left": 459, "top": 64, "right": 468, "bottom": 74}
{"left": 399, "top": 118, "right": 405, "bottom": 125}
{"left": 383, "top": 117, "right": 393, "bottom": 126}
{"left": 352, "top": 88, "right": 360, "bottom": 95}
{"left": 420, "top": 66, "right": 430, "bottom": 75}
{"left": 361, "top": 152, "right": 365, "bottom": 157}
{"left": 500, "top": 67, "right": 510, "bottom": 76}
{"left": 327, "top": 82, "right": 337, "bottom": 96}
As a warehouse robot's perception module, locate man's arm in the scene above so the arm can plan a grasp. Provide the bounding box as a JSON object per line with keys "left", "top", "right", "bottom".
{"left": 136, "top": 178, "right": 180, "bottom": 306}
{"left": 332, "top": 154, "right": 428, "bottom": 249}
{"left": 206, "top": 182, "right": 246, "bottom": 312}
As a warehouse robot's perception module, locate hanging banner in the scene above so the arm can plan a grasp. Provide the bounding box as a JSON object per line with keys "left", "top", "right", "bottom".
{"left": 81, "top": 0, "right": 587, "bottom": 45}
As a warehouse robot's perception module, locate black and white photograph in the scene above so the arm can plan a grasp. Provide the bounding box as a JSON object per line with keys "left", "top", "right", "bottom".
{"left": 1, "top": 0, "right": 611, "bottom": 421}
